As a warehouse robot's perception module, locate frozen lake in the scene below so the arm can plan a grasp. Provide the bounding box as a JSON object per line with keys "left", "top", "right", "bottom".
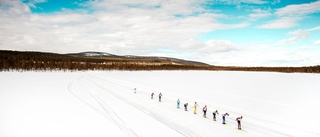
{"left": 1, "top": 71, "right": 319, "bottom": 137}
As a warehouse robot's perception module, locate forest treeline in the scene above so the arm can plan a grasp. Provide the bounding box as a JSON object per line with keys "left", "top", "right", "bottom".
{"left": 1, "top": 50, "right": 320, "bottom": 73}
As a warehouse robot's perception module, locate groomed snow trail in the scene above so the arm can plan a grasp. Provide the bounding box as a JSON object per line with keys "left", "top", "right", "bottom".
{"left": 68, "top": 73, "right": 250, "bottom": 137}
{"left": 68, "top": 77, "right": 139, "bottom": 137}
{"left": 81, "top": 74, "right": 216, "bottom": 137}
{"left": 67, "top": 71, "right": 320, "bottom": 137}
{"left": 2, "top": 71, "right": 319, "bottom": 137}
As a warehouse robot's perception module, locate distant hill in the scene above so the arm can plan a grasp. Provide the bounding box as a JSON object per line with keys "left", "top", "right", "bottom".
{"left": 67, "top": 51, "right": 209, "bottom": 66}
{"left": 1, "top": 50, "right": 319, "bottom": 73}
{"left": 67, "top": 51, "right": 120, "bottom": 57}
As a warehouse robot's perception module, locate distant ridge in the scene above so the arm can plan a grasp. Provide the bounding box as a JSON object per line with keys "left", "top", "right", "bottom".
{"left": 1, "top": 50, "right": 319, "bottom": 73}
{"left": 67, "top": 51, "right": 209, "bottom": 66}
{"left": 67, "top": 51, "right": 119, "bottom": 57}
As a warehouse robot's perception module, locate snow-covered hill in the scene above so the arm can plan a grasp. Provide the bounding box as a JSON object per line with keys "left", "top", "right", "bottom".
{"left": 67, "top": 51, "right": 118, "bottom": 57}
{"left": 67, "top": 51, "right": 209, "bottom": 66}
{"left": 1, "top": 71, "right": 320, "bottom": 137}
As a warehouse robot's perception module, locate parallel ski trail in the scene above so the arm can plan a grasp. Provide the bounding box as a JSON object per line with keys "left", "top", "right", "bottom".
{"left": 68, "top": 77, "right": 139, "bottom": 137}
{"left": 84, "top": 73, "right": 217, "bottom": 137}
{"left": 86, "top": 73, "right": 316, "bottom": 137}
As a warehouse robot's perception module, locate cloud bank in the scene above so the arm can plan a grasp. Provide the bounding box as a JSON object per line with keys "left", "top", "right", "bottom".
{"left": 1, "top": 0, "right": 320, "bottom": 66}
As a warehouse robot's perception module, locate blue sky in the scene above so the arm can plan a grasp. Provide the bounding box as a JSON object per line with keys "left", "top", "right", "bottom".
{"left": 1, "top": 0, "right": 320, "bottom": 66}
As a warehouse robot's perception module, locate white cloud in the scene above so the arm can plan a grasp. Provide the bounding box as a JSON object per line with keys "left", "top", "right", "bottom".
{"left": 170, "top": 39, "right": 239, "bottom": 60}
{"left": 1, "top": 0, "right": 319, "bottom": 67}
{"left": 314, "top": 40, "right": 320, "bottom": 45}
{"left": 275, "top": 1, "right": 320, "bottom": 16}
{"left": 1, "top": 0, "right": 249, "bottom": 56}
{"left": 307, "top": 26, "right": 320, "bottom": 31}
{"left": 211, "top": 0, "right": 268, "bottom": 5}
{"left": 279, "top": 29, "right": 310, "bottom": 44}
{"left": 0, "top": 0, "right": 31, "bottom": 15}
{"left": 188, "top": 43, "right": 320, "bottom": 67}
{"left": 257, "top": 17, "right": 302, "bottom": 29}
{"left": 201, "top": 40, "right": 239, "bottom": 53}
{"left": 25, "top": 0, "right": 47, "bottom": 9}
{"left": 258, "top": 1, "right": 320, "bottom": 29}
{"left": 248, "top": 9, "right": 271, "bottom": 19}
{"left": 86, "top": 0, "right": 206, "bottom": 16}
{"left": 241, "top": 0, "right": 268, "bottom": 4}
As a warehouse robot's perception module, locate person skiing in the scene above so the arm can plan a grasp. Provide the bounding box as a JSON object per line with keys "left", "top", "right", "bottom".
{"left": 158, "top": 92, "right": 162, "bottom": 102}
{"left": 177, "top": 99, "right": 180, "bottom": 108}
{"left": 222, "top": 113, "right": 229, "bottom": 124}
{"left": 193, "top": 102, "right": 199, "bottom": 114}
{"left": 236, "top": 116, "right": 243, "bottom": 130}
{"left": 202, "top": 105, "right": 207, "bottom": 118}
{"left": 151, "top": 92, "right": 154, "bottom": 99}
{"left": 134, "top": 88, "right": 137, "bottom": 94}
{"left": 184, "top": 103, "right": 188, "bottom": 111}
{"left": 213, "top": 110, "right": 219, "bottom": 121}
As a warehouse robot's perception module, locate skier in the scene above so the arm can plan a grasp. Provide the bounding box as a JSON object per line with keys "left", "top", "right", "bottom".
{"left": 134, "top": 88, "right": 137, "bottom": 94}
{"left": 158, "top": 92, "right": 162, "bottom": 102}
{"left": 184, "top": 103, "right": 188, "bottom": 111}
{"left": 202, "top": 105, "right": 207, "bottom": 118}
{"left": 236, "top": 116, "right": 243, "bottom": 130}
{"left": 222, "top": 113, "right": 229, "bottom": 124}
{"left": 193, "top": 102, "right": 199, "bottom": 114}
{"left": 151, "top": 92, "right": 154, "bottom": 99}
{"left": 177, "top": 99, "right": 180, "bottom": 108}
{"left": 213, "top": 110, "right": 219, "bottom": 121}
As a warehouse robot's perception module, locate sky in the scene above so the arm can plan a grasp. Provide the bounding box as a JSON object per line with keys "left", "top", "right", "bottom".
{"left": 0, "top": 0, "right": 320, "bottom": 66}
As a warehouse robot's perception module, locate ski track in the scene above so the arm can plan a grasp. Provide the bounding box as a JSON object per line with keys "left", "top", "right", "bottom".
{"left": 67, "top": 72, "right": 319, "bottom": 137}
{"left": 86, "top": 73, "right": 319, "bottom": 137}
{"left": 83, "top": 73, "right": 264, "bottom": 136}
{"left": 85, "top": 73, "right": 279, "bottom": 137}
{"left": 86, "top": 74, "right": 268, "bottom": 137}
{"left": 83, "top": 73, "right": 216, "bottom": 137}
{"left": 68, "top": 76, "right": 139, "bottom": 137}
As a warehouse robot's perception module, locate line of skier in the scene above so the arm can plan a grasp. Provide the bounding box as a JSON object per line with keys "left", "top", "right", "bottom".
{"left": 178, "top": 99, "right": 243, "bottom": 130}
{"left": 150, "top": 92, "right": 162, "bottom": 102}
{"left": 148, "top": 90, "right": 243, "bottom": 130}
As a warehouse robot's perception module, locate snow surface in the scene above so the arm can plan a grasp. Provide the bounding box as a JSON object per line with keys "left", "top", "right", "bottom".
{"left": 1, "top": 71, "right": 320, "bottom": 137}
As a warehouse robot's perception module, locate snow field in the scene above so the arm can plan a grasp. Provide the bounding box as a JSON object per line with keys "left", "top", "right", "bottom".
{"left": 1, "top": 71, "right": 320, "bottom": 137}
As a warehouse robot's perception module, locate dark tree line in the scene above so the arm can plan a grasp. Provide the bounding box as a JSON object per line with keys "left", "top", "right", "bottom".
{"left": 1, "top": 50, "right": 319, "bottom": 73}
